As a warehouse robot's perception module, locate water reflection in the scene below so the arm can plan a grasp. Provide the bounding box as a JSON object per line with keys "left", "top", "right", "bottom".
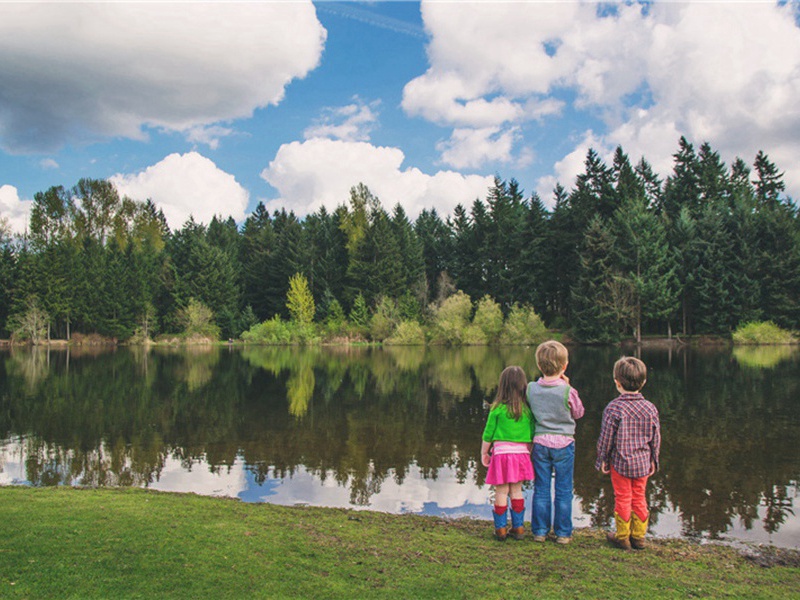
{"left": 0, "top": 344, "right": 798, "bottom": 548}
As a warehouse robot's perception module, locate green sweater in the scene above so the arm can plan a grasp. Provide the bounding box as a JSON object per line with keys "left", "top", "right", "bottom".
{"left": 482, "top": 404, "right": 534, "bottom": 443}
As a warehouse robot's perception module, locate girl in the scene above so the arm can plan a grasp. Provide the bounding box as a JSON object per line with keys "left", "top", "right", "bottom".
{"left": 481, "top": 366, "right": 535, "bottom": 541}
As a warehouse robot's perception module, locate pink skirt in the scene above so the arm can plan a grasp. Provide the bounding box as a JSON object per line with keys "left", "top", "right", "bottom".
{"left": 486, "top": 446, "right": 534, "bottom": 485}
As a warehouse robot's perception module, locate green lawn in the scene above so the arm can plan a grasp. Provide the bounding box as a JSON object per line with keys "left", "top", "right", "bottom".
{"left": 1, "top": 486, "right": 797, "bottom": 599}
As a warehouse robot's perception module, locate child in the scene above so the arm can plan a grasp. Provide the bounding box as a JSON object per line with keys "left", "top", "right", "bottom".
{"left": 481, "top": 366, "right": 534, "bottom": 541}
{"left": 596, "top": 356, "right": 661, "bottom": 550}
{"left": 526, "top": 340, "right": 584, "bottom": 544}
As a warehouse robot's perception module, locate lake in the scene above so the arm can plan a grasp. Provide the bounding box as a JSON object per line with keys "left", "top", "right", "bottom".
{"left": 0, "top": 343, "right": 798, "bottom": 548}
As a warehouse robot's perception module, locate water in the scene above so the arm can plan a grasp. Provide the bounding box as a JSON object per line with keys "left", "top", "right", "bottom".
{"left": 0, "top": 343, "right": 798, "bottom": 548}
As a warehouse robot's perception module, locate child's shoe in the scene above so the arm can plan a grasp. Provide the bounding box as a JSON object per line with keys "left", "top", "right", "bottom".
{"left": 607, "top": 512, "right": 632, "bottom": 550}
{"left": 492, "top": 505, "right": 508, "bottom": 541}
{"left": 533, "top": 535, "right": 547, "bottom": 543}
{"left": 630, "top": 513, "right": 649, "bottom": 550}
{"left": 509, "top": 499, "right": 525, "bottom": 540}
{"left": 555, "top": 536, "right": 571, "bottom": 545}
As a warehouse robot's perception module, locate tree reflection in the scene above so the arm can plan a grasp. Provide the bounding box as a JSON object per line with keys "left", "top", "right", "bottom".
{"left": 0, "top": 344, "right": 798, "bottom": 542}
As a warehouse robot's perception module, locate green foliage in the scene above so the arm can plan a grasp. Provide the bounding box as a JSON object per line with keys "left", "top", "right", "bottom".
{"left": 384, "top": 320, "right": 426, "bottom": 345}
{"left": 429, "top": 290, "right": 472, "bottom": 345}
{"left": 732, "top": 321, "right": 797, "bottom": 345}
{"left": 9, "top": 296, "right": 49, "bottom": 344}
{"left": 286, "top": 272, "right": 315, "bottom": 325}
{"left": 177, "top": 298, "right": 221, "bottom": 341}
{"left": 500, "top": 303, "right": 549, "bottom": 345}
{"left": 349, "top": 293, "right": 369, "bottom": 329}
{"left": 241, "top": 316, "right": 292, "bottom": 345}
{"left": 472, "top": 295, "right": 503, "bottom": 343}
{"left": 2, "top": 141, "right": 799, "bottom": 346}
{"left": 369, "top": 296, "right": 400, "bottom": 341}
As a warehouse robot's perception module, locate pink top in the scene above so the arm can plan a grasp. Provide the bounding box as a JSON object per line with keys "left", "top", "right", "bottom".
{"left": 533, "top": 377, "right": 584, "bottom": 449}
{"left": 492, "top": 441, "right": 532, "bottom": 455}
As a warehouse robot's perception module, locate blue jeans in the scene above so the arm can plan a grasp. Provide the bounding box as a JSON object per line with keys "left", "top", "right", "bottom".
{"left": 531, "top": 442, "right": 575, "bottom": 538}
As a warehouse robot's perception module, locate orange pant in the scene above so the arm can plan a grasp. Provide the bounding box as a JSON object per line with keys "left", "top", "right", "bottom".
{"left": 610, "top": 467, "right": 649, "bottom": 522}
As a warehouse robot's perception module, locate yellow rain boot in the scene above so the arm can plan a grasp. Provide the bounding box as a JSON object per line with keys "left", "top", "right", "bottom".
{"left": 606, "top": 512, "right": 632, "bottom": 550}
{"left": 630, "top": 512, "right": 649, "bottom": 550}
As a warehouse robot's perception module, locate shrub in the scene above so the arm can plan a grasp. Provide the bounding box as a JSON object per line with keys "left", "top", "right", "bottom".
{"left": 385, "top": 320, "right": 425, "bottom": 345}
{"left": 472, "top": 295, "right": 503, "bottom": 343}
{"left": 241, "top": 316, "right": 293, "bottom": 345}
{"left": 462, "top": 323, "right": 488, "bottom": 345}
{"left": 500, "top": 303, "right": 549, "bottom": 345}
{"left": 429, "top": 290, "right": 472, "bottom": 345}
{"left": 177, "top": 298, "right": 220, "bottom": 341}
{"left": 732, "top": 321, "right": 797, "bottom": 345}
{"left": 370, "top": 296, "right": 400, "bottom": 341}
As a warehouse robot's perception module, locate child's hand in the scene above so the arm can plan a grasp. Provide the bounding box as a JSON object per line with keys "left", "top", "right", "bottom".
{"left": 560, "top": 373, "right": 570, "bottom": 385}
{"left": 601, "top": 461, "right": 610, "bottom": 474}
{"left": 648, "top": 461, "right": 656, "bottom": 476}
{"left": 481, "top": 453, "right": 491, "bottom": 468}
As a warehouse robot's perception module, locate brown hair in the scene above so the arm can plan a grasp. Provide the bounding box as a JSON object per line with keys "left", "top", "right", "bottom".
{"left": 535, "top": 340, "right": 569, "bottom": 377}
{"left": 492, "top": 366, "right": 529, "bottom": 421}
{"left": 614, "top": 356, "right": 647, "bottom": 392}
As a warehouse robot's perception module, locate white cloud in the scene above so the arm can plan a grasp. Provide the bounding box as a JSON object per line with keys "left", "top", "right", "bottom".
{"left": 39, "top": 158, "right": 59, "bottom": 170}
{"left": 437, "top": 127, "right": 519, "bottom": 170}
{"left": 411, "top": 1, "right": 800, "bottom": 198}
{"left": 110, "top": 152, "right": 249, "bottom": 230}
{"left": 0, "top": 2, "right": 326, "bottom": 152}
{"left": 304, "top": 98, "right": 380, "bottom": 142}
{"left": 261, "top": 138, "right": 493, "bottom": 218}
{"left": 0, "top": 185, "right": 33, "bottom": 235}
{"left": 185, "top": 125, "right": 236, "bottom": 151}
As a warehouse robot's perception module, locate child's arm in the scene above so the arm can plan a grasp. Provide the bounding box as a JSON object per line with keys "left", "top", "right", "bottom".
{"left": 481, "top": 408, "right": 498, "bottom": 466}
{"left": 481, "top": 440, "right": 492, "bottom": 467}
{"left": 594, "top": 405, "right": 617, "bottom": 472}
{"left": 649, "top": 408, "right": 661, "bottom": 473}
{"left": 568, "top": 387, "right": 585, "bottom": 420}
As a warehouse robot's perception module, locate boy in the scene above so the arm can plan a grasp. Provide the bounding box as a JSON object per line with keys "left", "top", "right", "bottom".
{"left": 527, "top": 340, "right": 584, "bottom": 544}
{"left": 596, "top": 356, "right": 661, "bottom": 550}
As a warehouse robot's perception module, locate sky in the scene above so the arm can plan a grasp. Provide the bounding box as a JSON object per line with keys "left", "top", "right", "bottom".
{"left": 1, "top": 1, "right": 800, "bottom": 234}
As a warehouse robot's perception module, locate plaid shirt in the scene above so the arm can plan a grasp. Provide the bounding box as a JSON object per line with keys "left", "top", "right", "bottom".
{"left": 595, "top": 393, "right": 660, "bottom": 479}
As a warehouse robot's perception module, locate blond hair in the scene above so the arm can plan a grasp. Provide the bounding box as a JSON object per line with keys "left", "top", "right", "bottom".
{"left": 614, "top": 356, "right": 647, "bottom": 392}
{"left": 535, "top": 340, "right": 569, "bottom": 377}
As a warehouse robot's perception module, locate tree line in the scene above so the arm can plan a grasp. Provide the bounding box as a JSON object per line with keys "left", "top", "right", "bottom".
{"left": 1, "top": 136, "right": 797, "bottom": 344}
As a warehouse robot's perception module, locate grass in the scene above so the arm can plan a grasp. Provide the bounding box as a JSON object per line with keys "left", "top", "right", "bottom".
{"left": 0, "top": 486, "right": 798, "bottom": 599}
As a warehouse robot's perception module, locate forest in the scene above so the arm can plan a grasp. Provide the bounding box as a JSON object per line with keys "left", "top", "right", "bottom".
{"left": 0, "top": 136, "right": 798, "bottom": 344}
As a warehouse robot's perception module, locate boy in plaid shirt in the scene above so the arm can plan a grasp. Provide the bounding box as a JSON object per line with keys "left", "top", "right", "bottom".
{"left": 596, "top": 356, "right": 660, "bottom": 550}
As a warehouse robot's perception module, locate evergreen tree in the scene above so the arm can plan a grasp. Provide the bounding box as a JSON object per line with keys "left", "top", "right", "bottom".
{"left": 515, "top": 192, "right": 549, "bottom": 314}
{"left": 240, "top": 203, "right": 275, "bottom": 321}
{"left": 661, "top": 136, "right": 701, "bottom": 219}
{"left": 570, "top": 216, "right": 620, "bottom": 342}
{"left": 414, "top": 208, "right": 452, "bottom": 303}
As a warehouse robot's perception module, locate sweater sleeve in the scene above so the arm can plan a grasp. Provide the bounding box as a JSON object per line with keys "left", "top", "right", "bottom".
{"left": 568, "top": 387, "right": 585, "bottom": 420}
{"left": 482, "top": 408, "right": 498, "bottom": 443}
{"left": 649, "top": 406, "right": 661, "bottom": 472}
{"left": 595, "top": 403, "right": 617, "bottom": 471}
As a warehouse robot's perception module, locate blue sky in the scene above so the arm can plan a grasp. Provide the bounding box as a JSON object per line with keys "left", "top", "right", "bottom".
{"left": 2, "top": 1, "right": 800, "bottom": 234}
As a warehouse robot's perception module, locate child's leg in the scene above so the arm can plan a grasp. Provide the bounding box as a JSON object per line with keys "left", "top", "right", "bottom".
{"left": 609, "top": 468, "right": 633, "bottom": 521}
{"left": 531, "top": 444, "right": 553, "bottom": 538}
{"left": 494, "top": 483, "right": 510, "bottom": 509}
{"left": 509, "top": 482, "right": 526, "bottom": 539}
{"left": 608, "top": 468, "right": 633, "bottom": 550}
{"left": 492, "top": 484, "right": 510, "bottom": 540}
{"left": 551, "top": 442, "right": 575, "bottom": 539}
{"left": 630, "top": 476, "right": 650, "bottom": 549}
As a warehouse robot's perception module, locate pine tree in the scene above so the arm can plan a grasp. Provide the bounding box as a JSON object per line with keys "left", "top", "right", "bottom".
{"left": 570, "top": 216, "right": 620, "bottom": 342}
